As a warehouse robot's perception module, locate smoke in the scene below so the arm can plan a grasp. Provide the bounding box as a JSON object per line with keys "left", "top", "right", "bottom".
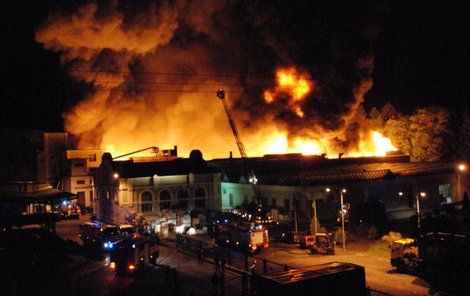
{"left": 36, "top": 0, "right": 383, "bottom": 159}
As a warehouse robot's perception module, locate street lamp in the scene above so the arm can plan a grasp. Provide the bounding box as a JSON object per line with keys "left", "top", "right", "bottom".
{"left": 416, "top": 192, "right": 426, "bottom": 229}
{"left": 340, "top": 189, "right": 347, "bottom": 251}
{"left": 326, "top": 188, "right": 347, "bottom": 251}
{"left": 457, "top": 163, "right": 467, "bottom": 201}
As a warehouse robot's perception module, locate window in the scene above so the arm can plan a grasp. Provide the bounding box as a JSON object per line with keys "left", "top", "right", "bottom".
{"left": 160, "top": 190, "right": 171, "bottom": 210}
{"left": 195, "top": 187, "right": 206, "bottom": 208}
{"left": 177, "top": 189, "right": 189, "bottom": 209}
{"left": 284, "top": 198, "right": 290, "bottom": 213}
{"left": 271, "top": 198, "right": 277, "bottom": 208}
{"left": 229, "top": 194, "right": 234, "bottom": 207}
{"left": 76, "top": 180, "right": 86, "bottom": 185}
{"left": 89, "top": 154, "right": 96, "bottom": 161}
{"left": 439, "top": 184, "right": 451, "bottom": 203}
{"left": 141, "top": 191, "right": 153, "bottom": 212}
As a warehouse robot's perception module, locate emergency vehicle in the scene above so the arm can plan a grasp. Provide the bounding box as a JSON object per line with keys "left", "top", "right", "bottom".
{"left": 215, "top": 222, "right": 269, "bottom": 253}
{"left": 60, "top": 201, "right": 80, "bottom": 219}
{"left": 79, "top": 221, "right": 120, "bottom": 249}
{"left": 109, "top": 236, "right": 159, "bottom": 275}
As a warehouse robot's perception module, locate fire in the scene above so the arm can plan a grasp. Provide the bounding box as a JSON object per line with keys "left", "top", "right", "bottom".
{"left": 245, "top": 130, "right": 396, "bottom": 158}
{"left": 264, "top": 68, "right": 314, "bottom": 118}
{"left": 36, "top": 1, "right": 394, "bottom": 161}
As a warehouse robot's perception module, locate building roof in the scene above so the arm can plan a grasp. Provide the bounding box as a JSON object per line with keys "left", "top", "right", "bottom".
{"left": 211, "top": 155, "right": 457, "bottom": 186}
{"left": 0, "top": 188, "right": 76, "bottom": 204}
{"left": 111, "top": 154, "right": 220, "bottom": 178}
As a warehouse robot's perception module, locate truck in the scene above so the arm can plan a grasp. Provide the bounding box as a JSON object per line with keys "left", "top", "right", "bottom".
{"left": 299, "top": 233, "right": 335, "bottom": 255}
{"left": 79, "top": 221, "right": 120, "bottom": 249}
{"left": 60, "top": 201, "right": 81, "bottom": 219}
{"left": 215, "top": 222, "right": 269, "bottom": 253}
{"left": 109, "top": 236, "right": 159, "bottom": 276}
{"left": 390, "top": 232, "right": 470, "bottom": 295}
{"left": 252, "top": 262, "right": 367, "bottom": 296}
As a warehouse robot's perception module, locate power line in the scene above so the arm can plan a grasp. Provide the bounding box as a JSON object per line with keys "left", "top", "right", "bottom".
{"left": 92, "top": 88, "right": 245, "bottom": 93}
{"left": 69, "top": 68, "right": 274, "bottom": 79}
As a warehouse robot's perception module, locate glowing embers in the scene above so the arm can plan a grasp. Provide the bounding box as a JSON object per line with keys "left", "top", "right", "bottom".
{"left": 264, "top": 67, "right": 314, "bottom": 118}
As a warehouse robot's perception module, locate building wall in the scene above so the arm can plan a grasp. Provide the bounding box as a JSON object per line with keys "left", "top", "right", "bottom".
{"left": 220, "top": 170, "right": 462, "bottom": 223}
{"left": 38, "top": 132, "right": 68, "bottom": 185}
{"left": 94, "top": 155, "right": 221, "bottom": 224}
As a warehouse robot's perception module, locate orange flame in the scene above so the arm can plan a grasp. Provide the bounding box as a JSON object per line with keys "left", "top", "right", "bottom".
{"left": 264, "top": 68, "right": 313, "bottom": 118}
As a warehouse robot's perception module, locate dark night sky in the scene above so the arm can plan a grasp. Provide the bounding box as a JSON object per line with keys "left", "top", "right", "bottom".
{"left": 1, "top": 0, "right": 469, "bottom": 132}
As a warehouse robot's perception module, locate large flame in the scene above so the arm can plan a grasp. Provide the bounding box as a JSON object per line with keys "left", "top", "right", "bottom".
{"left": 35, "top": 2, "right": 395, "bottom": 160}
{"left": 264, "top": 68, "right": 313, "bottom": 118}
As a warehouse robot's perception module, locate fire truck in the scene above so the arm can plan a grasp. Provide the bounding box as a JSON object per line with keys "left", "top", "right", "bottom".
{"left": 109, "top": 236, "right": 159, "bottom": 275}
{"left": 215, "top": 222, "right": 269, "bottom": 253}
{"left": 390, "top": 232, "right": 470, "bottom": 294}
{"left": 79, "top": 221, "right": 120, "bottom": 249}
{"left": 60, "top": 201, "right": 81, "bottom": 219}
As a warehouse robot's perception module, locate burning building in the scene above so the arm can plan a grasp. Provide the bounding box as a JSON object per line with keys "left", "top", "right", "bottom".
{"left": 210, "top": 154, "right": 469, "bottom": 229}
{"left": 35, "top": 1, "right": 394, "bottom": 161}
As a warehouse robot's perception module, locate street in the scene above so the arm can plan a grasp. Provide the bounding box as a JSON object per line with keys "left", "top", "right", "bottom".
{"left": 56, "top": 215, "right": 431, "bottom": 296}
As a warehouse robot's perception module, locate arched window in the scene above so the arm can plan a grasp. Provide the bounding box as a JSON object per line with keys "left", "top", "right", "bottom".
{"left": 160, "top": 189, "right": 171, "bottom": 210}
{"left": 194, "top": 187, "right": 206, "bottom": 209}
{"left": 177, "top": 189, "right": 189, "bottom": 209}
{"left": 141, "top": 191, "right": 153, "bottom": 212}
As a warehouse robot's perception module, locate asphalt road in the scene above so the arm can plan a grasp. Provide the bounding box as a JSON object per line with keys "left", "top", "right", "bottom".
{"left": 55, "top": 215, "right": 431, "bottom": 296}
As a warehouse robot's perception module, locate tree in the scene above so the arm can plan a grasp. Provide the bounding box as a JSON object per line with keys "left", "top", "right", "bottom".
{"left": 409, "top": 107, "right": 449, "bottom": 162}
{"left": 384, "top": 107, "right": 449, "bottom": 162}
{"left": 384, "top": 114, "right": 412, "bottom": 156}
{"left": 368, "top": 107, "right": 384, "bottom": 131}
{"left": 381, "top": 103, "right": 399, "bottom": 121}
{"left": 455, "top": 109, "right": 470, "bottom": 162}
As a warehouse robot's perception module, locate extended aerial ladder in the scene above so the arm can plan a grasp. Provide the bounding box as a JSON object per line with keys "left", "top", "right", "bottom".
{"left": 112, "top": 146, "right": 160, "bottom": 160}
{"left": 217, "top": 89, "right": 248, "bottom": 159}
{"left": 217, "top": 89, "right": 270, "bottom": 223}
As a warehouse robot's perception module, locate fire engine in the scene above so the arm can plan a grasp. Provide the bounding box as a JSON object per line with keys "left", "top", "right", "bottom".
{"left": 109, "top": 236, "right": 159, "bottom": 275}
{"left": 60, "top": 201, "right": 80, "bottom": 219}
{"left": 79, "top": 221, "right": 120, "bottom": 249}
{"left": 215, "top": 221, "right": 269, "bottom": 253}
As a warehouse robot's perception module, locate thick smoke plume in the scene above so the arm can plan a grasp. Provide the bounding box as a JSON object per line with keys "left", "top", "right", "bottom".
{"left": 36, "top": 0, "right": 384, "bottom": 159}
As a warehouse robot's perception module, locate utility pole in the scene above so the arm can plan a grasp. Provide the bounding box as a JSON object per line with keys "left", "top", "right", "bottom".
{"left": 340, "top": 189, "right": 346, "bottom": 251}
{"left": 312, "top": 195, "right": 318, "bottom": 234}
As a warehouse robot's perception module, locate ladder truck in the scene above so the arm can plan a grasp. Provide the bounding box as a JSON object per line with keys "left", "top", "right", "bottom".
{"left": 217, "top": 89, "right": 271, "bottom": 224}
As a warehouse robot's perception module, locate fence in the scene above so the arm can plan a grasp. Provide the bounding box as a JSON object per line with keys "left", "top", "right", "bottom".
{"left": 175, "top": 233, "right": 289, "bottom": 275}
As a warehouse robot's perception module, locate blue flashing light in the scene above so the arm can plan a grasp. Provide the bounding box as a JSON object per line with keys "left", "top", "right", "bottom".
{"left": 224, "top": 219, "right": 228, "bottom": 223}
{"left": 216, "top": 220, "right": 220, "bottom": 224}
{"left": 104, "top": 241, "right": 114, "bottom": 249}
{"left": 62, "top": 201, "right": 68, "bottom": 205}
{"left": 92, "top": 221, "right": 104, "bottom": 227}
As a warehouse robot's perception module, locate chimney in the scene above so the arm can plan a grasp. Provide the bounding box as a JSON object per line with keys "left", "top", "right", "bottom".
{"left": 339, "top": 153, "right": 344, "bottom": 159}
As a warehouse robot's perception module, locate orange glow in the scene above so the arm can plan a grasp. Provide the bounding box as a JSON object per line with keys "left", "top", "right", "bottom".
{"left": 264, "top": 68, "right": 313, "bottom": 118}
{"left": 347, "top": 131, "right": 397, "bottom": 158}
{"left": 128, "top": 264, "right": 136, "bottom": 270}
{"left": 35, "top": 3, "right": 393, "bottom": 163}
